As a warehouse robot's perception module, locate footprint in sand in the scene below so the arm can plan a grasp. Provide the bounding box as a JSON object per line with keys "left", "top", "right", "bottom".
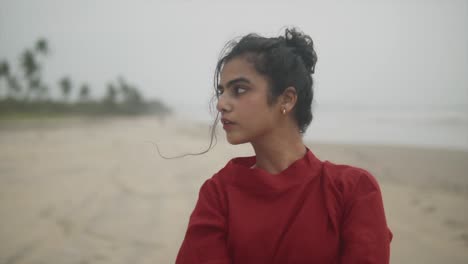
{"left": 38, "top": 205, "right": 54, "bottom": 218}
{"left": 458, "top": 232, "right": 468, "bottom": 247}
{"left": 422, "top": 205, "right": 437, "bottom": 213}
{"left": 444, "top": 218, "right": 465, "bottom": 229}
{"left": 56, "top": 217, "right": 73, "bottom": 236}
{"left": 410, "top": 197, "right": 420, "bottom": 206}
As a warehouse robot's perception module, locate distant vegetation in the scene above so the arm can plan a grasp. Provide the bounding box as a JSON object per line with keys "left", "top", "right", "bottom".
{"left": 0, "top": 38, "right": 171, "bottom": 118}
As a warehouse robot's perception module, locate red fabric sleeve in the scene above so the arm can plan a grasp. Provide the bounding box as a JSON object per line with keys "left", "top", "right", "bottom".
{"left": 175, "top": 178, "right": 232, "bottom": 264}
{"left": 339, "top": 170, "right": 393, "bottom": 264}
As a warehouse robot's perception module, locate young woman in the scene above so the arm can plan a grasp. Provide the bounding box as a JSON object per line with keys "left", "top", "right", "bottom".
{"left": 175, "top": 27, "right": 392, "bottom": 264}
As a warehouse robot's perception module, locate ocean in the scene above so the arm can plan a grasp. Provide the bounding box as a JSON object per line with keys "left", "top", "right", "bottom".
{"left": 176, "top": 104, "right": 468, "bottom": 151}
{"left": 305, "top": 105, "right": 468, "bottom": 151}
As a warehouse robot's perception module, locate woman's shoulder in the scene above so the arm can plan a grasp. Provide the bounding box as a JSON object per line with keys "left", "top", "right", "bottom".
{"left": 321, "top": 159, "right": 383, "bottom": 199}
{"left": 208, "top": 155, "right": 254, "bottom": 180}
{"left": 194, "top": 157, "right": 252, "bottom": 206}
{"left": 198, "top": 156, "right": 244, "bottom": 190}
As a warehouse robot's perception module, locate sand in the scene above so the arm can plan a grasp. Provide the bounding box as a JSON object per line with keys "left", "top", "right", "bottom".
{"left": 0, "top": 116, "right": 467, "bottom": 264}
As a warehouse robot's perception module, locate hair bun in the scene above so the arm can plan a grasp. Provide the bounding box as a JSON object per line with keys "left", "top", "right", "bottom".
{"left": 283, "top": 28, "right": 318, "bottom": 74}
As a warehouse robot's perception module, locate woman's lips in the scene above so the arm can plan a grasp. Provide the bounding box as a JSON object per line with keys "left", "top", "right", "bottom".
{"left": 223, "top": 122, "right": 235, "bottom": 130}
{"left": 221, "top": 118, "right": 235, "bottom": 130}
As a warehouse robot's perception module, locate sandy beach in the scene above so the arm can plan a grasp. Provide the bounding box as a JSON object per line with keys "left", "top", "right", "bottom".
{"left": 0, "top": 116, "right": 467, "bottom": 264}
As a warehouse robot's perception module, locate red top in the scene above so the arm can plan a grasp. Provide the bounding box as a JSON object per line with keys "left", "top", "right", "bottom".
{"left": 176, "top": 147, "right": 393, "bottom": 264}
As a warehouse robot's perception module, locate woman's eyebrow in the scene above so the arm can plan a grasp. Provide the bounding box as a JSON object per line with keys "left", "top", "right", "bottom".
{"left": 218, "top": 77, "right": 251, "bottom": 89}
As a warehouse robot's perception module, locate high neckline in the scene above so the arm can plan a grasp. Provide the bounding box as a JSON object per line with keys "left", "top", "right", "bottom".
{"left": 222, "top": 146, "right": 323, "bottom": 194}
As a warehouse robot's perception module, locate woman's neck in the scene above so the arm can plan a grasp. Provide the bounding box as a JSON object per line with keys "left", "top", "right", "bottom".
{"left": 250, "top": 127, "right": 306, "bottom": 175}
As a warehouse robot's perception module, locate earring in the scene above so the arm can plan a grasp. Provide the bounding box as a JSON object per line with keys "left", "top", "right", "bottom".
{"left": 282, "top": 108, "right": 286, "bottom": 114}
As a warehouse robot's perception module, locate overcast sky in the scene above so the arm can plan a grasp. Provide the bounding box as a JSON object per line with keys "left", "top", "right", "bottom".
{"left": 1, "top": 0, "right": 467, "bottom": 119}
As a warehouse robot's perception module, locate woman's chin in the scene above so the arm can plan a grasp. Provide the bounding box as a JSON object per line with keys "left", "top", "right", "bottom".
{"left": 226, "top": 135, "right": 248, "bottom": 145}
{"left": 227, "top": 138, "right": 243, "bottom": 145}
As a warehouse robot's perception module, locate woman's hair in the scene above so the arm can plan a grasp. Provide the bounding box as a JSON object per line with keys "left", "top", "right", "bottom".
{"left": 213, "top": 27, "right": 317, "bottom": 133}
{"left": 156, "top": 27, "right": 318, "bottom": 158}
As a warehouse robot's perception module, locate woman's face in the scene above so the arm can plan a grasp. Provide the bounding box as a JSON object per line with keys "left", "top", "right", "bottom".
{"left": 216, "top": 56, "right": 282, "bottom": 145}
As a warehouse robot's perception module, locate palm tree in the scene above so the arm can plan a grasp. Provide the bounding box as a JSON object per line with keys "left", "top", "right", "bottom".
{"left": 20, "top": 49, "right": 38, "bottom": 79}
{"left": 32, "top": 38, "right": 49, "bottom": 101}
{"left": 0, "top": 61, "right": 10, "bottom": 98}
{"left": 79, "top": 83, "right": 90, "bottom": 102}
{"left": 104, "top": 83, "right": 117, "bottom": 105}
{"left": 127, "top": 87, "right": 143, "bottom": 105}
{"left": 37, "top": 84, "right": 49, "bottom": 101}
{"left": 29, "top": 77, "right": 42, "bottom": 100}
{"left": 117, "top": 77, "right": 144, "bottom": 105}
{"left": 0, "top": 60, "right": 9, "bottom": 77}
{"left": 35, "top": 38, "right": 48, "bottom": 55}
{"left": 6, "top": 75, "right": 22, "bottom": 98}
{"left": 59, "top": 77, "right": 72, "bottom": 103}
{"left": 117, "top": 77, "right": 130, "bottom": 101}
{"left": 20, "top": 49, "right": 39, "bottom": 100}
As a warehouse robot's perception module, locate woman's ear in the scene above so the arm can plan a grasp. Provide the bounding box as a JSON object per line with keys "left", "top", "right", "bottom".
{"left": 281, "top": 86, "right": 298, "bottom": 112}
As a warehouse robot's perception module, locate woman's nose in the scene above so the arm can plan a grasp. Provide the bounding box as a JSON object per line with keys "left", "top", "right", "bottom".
{"left": 216, "top": 93, "right": 232, "bottom": 113}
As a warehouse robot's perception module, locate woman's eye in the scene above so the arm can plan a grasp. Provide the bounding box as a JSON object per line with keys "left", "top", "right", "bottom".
{"left": 235, "top": 87, "right": 247, "bottom": 94}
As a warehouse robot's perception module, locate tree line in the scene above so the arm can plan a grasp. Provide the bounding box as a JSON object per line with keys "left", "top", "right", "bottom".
{"left": 0, "top": 38, "right": 171, "bottom": 117}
